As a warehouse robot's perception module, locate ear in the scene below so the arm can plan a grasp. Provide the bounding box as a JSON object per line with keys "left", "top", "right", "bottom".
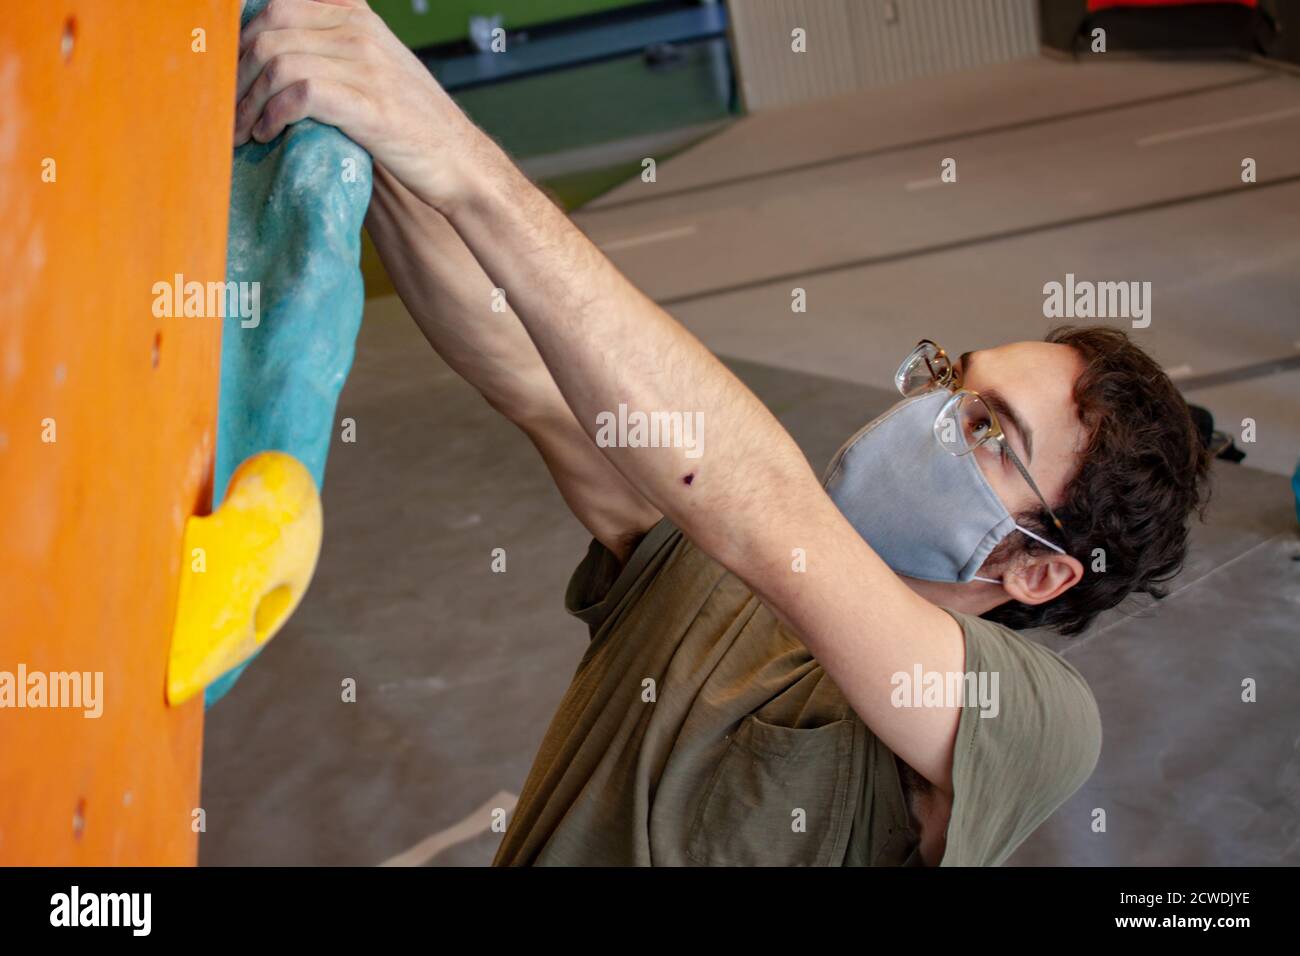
{"left": 999, "top": 552, "right": 1083, "bottom": 606}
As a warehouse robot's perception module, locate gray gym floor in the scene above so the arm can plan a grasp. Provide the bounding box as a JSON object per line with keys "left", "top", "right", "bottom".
{"left": 200, "top": 55, "right": 1300, "bottom": 866}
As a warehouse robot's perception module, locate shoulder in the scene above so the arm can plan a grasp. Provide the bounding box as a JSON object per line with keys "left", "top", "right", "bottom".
{"left": 961, "top": 610, "right": 1101, "bottom": 788}
{"left": 940, "top": 610, "right": 1102, "bottom": 866}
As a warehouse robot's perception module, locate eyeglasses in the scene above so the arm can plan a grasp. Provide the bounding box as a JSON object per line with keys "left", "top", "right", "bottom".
{"left": 896, "top": 339, "right": 1067, "bottom": 543}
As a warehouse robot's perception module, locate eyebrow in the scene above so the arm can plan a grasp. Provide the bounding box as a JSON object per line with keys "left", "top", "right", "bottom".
{"left": 960, "top": 351, "right": 1035, "bottom": 463}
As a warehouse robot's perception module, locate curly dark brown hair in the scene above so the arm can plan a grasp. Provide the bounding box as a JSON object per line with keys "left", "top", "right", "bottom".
{"left": 982, "top": 325, "right": 1213, "bottom": 636}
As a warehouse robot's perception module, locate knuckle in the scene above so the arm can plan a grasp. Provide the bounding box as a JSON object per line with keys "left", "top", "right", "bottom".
{"left": 263, "top": 53, "right": 289, "bottom": 87}
{"left": 346, "top": 31, "right": 375, "bottom": 58}
{"left": 249, "top": 31, "right": 276, "bottom": 63}
{"left": 292, "top": 78, "right": 315, "bottom": 107}
{"left": 265, "top": 99, "right": 291, "bottom": 131}
{"left": 259, "top": 91, "right": 281, "bottom": 123}
{"left": 343, "top": 6, "right": 372, "bottom": 28}
{"left": 264, "top": 0, "right": 291, "bottom": 27}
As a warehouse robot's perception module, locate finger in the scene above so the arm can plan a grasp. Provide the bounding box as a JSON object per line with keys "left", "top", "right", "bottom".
{"left": 237, "top": 27, "right": 355, "bottom": 103}
{"left": 235, "top": 53, "right": 355, "bottom": 145}
{"left": 241, "top": 0, "right": 352, "bottom": 53}
{"left": 250, "top": 77, "right": 368, "bottom": 145}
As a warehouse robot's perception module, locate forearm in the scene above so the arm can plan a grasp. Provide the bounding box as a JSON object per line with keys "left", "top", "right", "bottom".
{"left": 367, "top": 163, "right": 662, "bottom": 556}
{"left": 233, "top": 0, "right": 965, "bottom": 787}
{"left": 228, "top": 0, "right": 804, "bottom": 553}
{"left": 442, "top": 145, "right": 824, "bottom": 565}
{"left": 366, "top": 164, "right": 562, "bottom": 426}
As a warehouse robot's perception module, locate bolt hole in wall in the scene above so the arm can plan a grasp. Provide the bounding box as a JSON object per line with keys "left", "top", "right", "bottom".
{"left": 60, "top": 16, "right": 75, "bottom": 61}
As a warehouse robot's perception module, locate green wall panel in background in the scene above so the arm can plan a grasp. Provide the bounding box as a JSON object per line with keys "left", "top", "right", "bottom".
{"left": 370, "top": 0, "right": 652, "bottom": 49}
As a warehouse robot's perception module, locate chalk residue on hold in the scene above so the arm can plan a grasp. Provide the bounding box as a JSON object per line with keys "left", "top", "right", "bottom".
{"left": 207, "top": 0, "right": 374, "bottom": 707}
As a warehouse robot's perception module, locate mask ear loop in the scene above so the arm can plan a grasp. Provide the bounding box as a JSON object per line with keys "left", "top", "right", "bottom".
{"left": 971, "top": 526, "right": 1068, "bottom": 585}
{"left": 1015, "top": 524, "right": 1067, "bottom": 555}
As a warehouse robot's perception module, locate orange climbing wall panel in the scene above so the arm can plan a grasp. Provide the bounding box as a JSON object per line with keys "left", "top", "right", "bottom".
{"left": 0, "top": 1, "right": 238, "bottom": 864}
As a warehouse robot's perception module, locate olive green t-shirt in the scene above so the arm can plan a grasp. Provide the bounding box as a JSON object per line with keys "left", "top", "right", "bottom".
{"left": 493, "top": 519, "right": 1101, "bottom": 867}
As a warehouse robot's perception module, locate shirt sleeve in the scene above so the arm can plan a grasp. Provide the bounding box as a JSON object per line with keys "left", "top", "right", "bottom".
{"left": 939, "top": 609, "right": 1103, "bottom": 867}
{"left": 563, "top": 518, "right": 680, "bottom": 638}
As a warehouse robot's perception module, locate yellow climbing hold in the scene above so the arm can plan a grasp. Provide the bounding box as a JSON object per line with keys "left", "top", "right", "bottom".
{"left": 166, "top": 451, "right": 322, "bottom": 706}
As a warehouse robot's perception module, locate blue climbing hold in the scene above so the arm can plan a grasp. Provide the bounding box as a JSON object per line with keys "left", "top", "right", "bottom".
{"left": 205, "top": 0, "right": 373, "bottom": 707}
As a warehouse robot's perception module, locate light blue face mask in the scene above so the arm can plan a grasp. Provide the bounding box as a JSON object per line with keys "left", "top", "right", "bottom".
{"left": 823, "top": 390, "right": 1065, "bottom": 584}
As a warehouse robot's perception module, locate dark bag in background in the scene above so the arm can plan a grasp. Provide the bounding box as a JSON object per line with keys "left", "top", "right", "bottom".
{"left": 1188, "top": 403, "right": 1247, "bottom": 463}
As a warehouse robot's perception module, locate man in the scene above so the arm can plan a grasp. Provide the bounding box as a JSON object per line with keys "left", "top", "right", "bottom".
{"left": 234, "top": 0, "right": 1212, "bottom": 865}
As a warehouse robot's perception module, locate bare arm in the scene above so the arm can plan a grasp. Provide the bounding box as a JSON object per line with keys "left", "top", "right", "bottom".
{"left": 364, "top": 164, "right": 662, "bottom": 561}
{"left": 235, "top": 0, "right": 965, "bottom": 791}
{"left": 232, "top": 0, "right": 657, "bottom": 560}
{"left": 444, "top": 154, "right": 966, "bottom": 790}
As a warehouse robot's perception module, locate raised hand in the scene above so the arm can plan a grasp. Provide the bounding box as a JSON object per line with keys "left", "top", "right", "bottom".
{"left": 234, "top": 0, "right": 490, "bottom": 213}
